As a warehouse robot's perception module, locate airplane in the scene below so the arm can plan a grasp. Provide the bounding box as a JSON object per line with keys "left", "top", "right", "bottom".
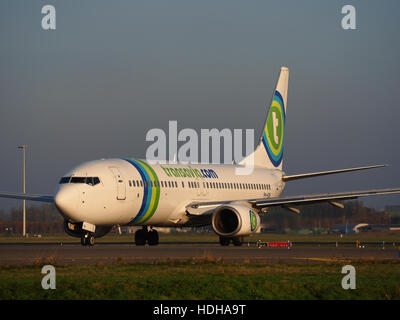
{"left": 1, "top": 66, "right": 399, "bottom": 246}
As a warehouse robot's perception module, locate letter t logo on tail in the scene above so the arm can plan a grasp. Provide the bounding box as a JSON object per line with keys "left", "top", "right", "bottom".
{"left": 272, "top": 111, "right": 279, "bottom": 144}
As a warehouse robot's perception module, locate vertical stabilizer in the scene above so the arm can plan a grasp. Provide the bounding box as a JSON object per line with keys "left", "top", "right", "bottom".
{"left": 240, "top": 66, "right": 289, "bottom": 170}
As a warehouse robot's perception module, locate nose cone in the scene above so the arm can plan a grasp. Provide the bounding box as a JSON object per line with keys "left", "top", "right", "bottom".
{"left": 55, "top": 185, "right": 79, "bottom": 221}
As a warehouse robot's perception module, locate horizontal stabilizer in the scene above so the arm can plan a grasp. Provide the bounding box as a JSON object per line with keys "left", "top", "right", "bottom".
{"left": 282, "top": 164, "right": 387, "bottom": 182}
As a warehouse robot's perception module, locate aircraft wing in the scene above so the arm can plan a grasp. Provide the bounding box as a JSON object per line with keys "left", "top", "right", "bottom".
{"left": 0, "top": 191, "right": 54, "bottom": 203}
{"left": 250, "top": 188, "right": 400, "bottom": 209}
{"left": 186, "top": 187, "right": 400, "bottom": 215}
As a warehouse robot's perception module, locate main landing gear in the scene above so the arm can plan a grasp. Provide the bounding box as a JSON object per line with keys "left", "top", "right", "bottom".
{"left": 219, "top": 236, "right": 243, "bottom": 246}
{"left": 135, "top": 226, "right": 159, "bottom": 246}
{"left": 81, "top": 232, "right": 95, "bottom": 246}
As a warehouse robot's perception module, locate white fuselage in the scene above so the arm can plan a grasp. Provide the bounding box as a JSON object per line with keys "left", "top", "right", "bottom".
{"left": 54, "top": 159, "right": 285, "bottom": 227}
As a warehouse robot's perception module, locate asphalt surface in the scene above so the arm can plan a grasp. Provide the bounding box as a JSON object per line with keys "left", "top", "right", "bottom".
{"left": 1, "top": 243, "right": 399, "bottom": 265}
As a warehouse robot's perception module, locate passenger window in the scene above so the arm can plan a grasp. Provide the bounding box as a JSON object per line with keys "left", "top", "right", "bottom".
{"left": 128, "top": 180, "right": 132, "bottom": 187}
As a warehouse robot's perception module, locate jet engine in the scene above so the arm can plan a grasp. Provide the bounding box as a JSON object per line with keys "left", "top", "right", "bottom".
{"left": 63, "top": 220, "right": 112, "bottom": 238}
{"left": 211, "top": 204, "right": 260, "bottom": 237}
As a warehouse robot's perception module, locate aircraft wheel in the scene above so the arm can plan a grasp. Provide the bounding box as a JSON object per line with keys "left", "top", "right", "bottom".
{"left": 80, "top": 235, "right": 87, "bottom": 246}
{"left": 219, "top": 237, "right": 231, "bottom": 246}
{"left": 148, "top": 229, "right": 159, "bottom": 246}
{"left": 135, "top": 229, "right": 146, "bottom": 245}
{"left": 88, "top": 234, "right": 95, "bottom": 246}
{"left": 233, "top": 236, "right": 243, "bottom": 246}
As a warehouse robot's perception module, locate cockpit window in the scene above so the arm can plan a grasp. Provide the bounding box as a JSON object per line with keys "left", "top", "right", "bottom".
{"left": 59, "top": 177, "right": 71, "bottom": 184}
{"left": 71, "top": 177, "right": 86, "bottom": 184}
{"left": 60, "top": 176, "right": 101, "bottom": 186}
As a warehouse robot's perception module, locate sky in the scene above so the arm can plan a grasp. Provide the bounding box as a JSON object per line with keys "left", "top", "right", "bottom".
{"left": 1, "top": 1, "right": 400, "bottom": 211}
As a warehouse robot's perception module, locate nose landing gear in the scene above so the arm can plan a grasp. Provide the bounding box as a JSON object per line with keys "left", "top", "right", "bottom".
{"left": 135, "top": 226, "right": 159, "bottom": 246}
{"left": 81, "top": 232, "right": 95, "bottom": 246}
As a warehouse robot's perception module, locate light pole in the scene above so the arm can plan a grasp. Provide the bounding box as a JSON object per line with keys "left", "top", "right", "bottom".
{"left": 18, "top": 145, "right": 27, "bottom": 237}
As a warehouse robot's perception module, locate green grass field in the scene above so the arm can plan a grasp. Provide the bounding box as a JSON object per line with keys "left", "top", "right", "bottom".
{"left": 1, "top": 261, "right": 399, "bottom": 300}
{"left": 1, "top": 232, "right": 399, "bottom": 299}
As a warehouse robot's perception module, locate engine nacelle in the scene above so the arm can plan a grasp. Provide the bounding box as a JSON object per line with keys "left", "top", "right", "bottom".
{"left": 211, "top": 204, "right": 260, "bottom": 237}
{"left": 63, "top": 220, "right": 112, "bottom": 238}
